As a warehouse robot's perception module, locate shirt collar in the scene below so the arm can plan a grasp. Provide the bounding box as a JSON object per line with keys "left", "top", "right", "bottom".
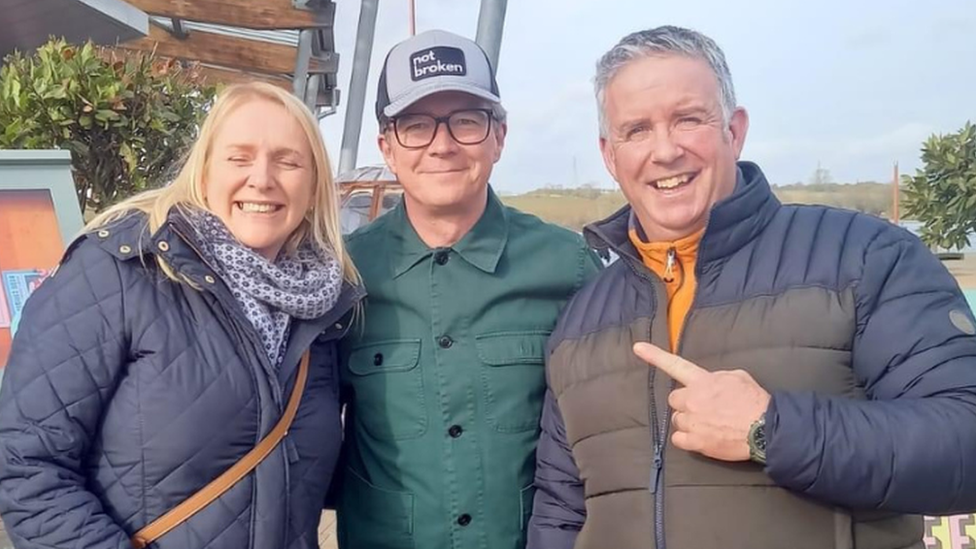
{"left": 391, "top": 186, "right": 509, "bottom": 278}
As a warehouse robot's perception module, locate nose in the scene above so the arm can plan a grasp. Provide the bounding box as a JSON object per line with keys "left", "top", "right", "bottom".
{"left": 246, "top": 155, "right": 275, "bottom": 189}
{"left": 426, "top": 120, "right": 459, "bottom": 156}
{"left": 649, "top": 128, "right": 684, "bottom": 165}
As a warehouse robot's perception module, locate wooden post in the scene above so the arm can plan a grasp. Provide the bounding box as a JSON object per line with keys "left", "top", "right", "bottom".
{"left": 409, "top": 0, "right": 417, "bottom": 35}
{"left": 892, "top": 162, "right": 900, "bottom": 224}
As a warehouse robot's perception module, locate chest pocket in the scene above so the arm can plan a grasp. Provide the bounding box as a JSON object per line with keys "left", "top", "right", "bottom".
{"left": 476, "top": 331, "right": 549, "bottom": 433}
{"left": 347, "top": 339, "right": 427, "bottom": 440}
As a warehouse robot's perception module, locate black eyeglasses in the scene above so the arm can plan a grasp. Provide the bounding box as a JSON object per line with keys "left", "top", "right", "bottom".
{"left": 391, "top": 108, "right": 494, "bottom": 149}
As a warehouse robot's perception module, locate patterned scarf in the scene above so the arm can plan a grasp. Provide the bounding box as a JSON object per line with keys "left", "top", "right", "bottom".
{"left": 180, "top": 207, "right": 343, "bottom": 368}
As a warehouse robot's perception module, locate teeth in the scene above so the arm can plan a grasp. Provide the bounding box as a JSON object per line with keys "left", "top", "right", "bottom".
{"left": 655, "top": 174, "right": 691, "bottom": 189}
{"left": 238, "top": 202, "right": 278, "bottom": 213}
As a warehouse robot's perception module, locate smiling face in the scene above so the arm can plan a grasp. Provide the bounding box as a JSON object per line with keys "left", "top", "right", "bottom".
{"left": 599, "top": 54, "right": 749, "bottom": 242}
{"left": 378, "top": 91, "right": 506, "bottom": 215}
{"left": 204, "top": 98, "right": 315, "bottom": 260}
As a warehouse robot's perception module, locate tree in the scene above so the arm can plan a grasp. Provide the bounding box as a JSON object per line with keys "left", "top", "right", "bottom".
{"left": 0, "top": 38, "right": 216, "bottom": 214}
{"left": 902, "top": 122, "right": 976, "bottom": 251}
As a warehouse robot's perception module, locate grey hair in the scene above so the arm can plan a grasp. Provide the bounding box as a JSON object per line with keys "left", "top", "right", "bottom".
{"left": 594, "top": 26, "right": 737, "bottom": 137}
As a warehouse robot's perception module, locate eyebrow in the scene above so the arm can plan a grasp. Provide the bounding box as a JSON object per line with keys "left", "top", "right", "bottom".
{"left": 673, "top": 105, "right": 711, "bottom": 117}
{"left": 223, "top": 144, "right": 306, "bottom": 157}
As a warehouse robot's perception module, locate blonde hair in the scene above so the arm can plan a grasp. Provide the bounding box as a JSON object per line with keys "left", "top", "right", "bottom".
{"left": 86, "top": 82, "right": 359, "bottom": 286}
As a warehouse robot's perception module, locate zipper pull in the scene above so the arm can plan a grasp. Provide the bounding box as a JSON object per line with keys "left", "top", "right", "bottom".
{"left": 663, "top": 247, "right": 676, "bottom": 283}
{"left": 649, "top": 446, "right": 663, "bottom": 493}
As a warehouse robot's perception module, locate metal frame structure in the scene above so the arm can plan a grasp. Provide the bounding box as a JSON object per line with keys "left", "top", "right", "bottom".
{"left": 117, "top": 0, "right": 339, "bottom": 115}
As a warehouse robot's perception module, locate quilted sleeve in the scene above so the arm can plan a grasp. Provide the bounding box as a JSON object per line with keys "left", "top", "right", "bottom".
{"left": 766, "top": 231, "right": 976, "bottom": 514}
{"left": 0, "top": 239, "right": 133, "bottom": 549}
{"left": 527, "top": 389, "right": 586, "bottom": 549}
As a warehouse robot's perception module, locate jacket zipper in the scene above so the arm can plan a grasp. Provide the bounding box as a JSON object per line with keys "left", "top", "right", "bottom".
{"left": 653, "top": 245, "right": 685, "bottom": 549}
{"left": 632, "top": 242, "right": 698, "bottom": 549}
{"left": 169, "top": 225, "right": 285, "bottom": 408}
{"left": 618, "top": 253, "right": 671, "bottom": 549}
{"left": 170, "top": 224, "right": 295, "bottom": 548}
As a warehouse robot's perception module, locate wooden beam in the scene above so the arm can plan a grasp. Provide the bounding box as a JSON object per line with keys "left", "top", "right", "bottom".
{"left": 193, "top": 65, "right": 293, "bottom": 91}
{"left": 119, "top": 25, "right": 333, "bottom": 76}
{"left": 124, "top": 0, "right": 334, "bottom": 30}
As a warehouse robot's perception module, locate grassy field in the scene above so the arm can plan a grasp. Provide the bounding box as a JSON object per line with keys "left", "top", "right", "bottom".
{"left": 501, "top": 191, "right": 628, "bottom": 231}
{"left": 500, "top": 182, "right": 899, "bottom": 231}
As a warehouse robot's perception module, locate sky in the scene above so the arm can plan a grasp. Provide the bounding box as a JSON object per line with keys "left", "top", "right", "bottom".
{"left": 319, "top": 0, "right": 976, "bottom": 194}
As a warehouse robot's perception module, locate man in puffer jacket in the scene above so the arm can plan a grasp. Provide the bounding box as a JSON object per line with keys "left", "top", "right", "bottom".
{"left": 528, "top": 25, "right": 976, "bottom": 549}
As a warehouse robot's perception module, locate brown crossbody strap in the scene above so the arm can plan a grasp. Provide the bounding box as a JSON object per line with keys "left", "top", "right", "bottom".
{"left": 131, "top": 351, "right": 311, "bottom": 549}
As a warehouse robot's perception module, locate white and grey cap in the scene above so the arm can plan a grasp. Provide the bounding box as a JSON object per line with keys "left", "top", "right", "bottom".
{"left": 375, "top": 29, "right": 501, "bottom": 123}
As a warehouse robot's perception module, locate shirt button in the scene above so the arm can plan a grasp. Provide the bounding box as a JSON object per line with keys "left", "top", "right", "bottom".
{"left": 448, "top": 425, "right": 463, "bottom": 438}
{"left": 373, "top": 353, "right": 384, "bottom": 366}
{"left": 434, "top": 251, "right": 450, "bottom": 265}
{"left": 457, "top": 514, "right": 472, "bottom": 527}
{"left": 438, "top": 336, "right": 453, "bottom": 349}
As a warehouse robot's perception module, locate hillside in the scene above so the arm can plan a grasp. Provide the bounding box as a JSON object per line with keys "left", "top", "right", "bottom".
{"left": 500, "top": 182, "right": 900, "bottom": 231}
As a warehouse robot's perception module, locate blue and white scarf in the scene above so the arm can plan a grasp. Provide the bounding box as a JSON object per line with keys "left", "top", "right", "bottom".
{"left": 181, "top": 208, "right": 343, "bottom": 367}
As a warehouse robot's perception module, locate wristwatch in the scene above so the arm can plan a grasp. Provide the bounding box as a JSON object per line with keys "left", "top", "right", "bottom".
{"left": 747, "top": 414, "right": 767, "bottom": 465}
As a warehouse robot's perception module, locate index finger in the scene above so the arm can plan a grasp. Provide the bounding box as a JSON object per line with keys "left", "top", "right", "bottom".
{"left": 633, "top": 342, "right": 709, "bottom": 386}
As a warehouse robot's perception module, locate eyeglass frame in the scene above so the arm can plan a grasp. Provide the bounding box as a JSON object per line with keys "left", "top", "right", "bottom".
{"left": 388, "top": 108, "right": 497, "bottom": 149}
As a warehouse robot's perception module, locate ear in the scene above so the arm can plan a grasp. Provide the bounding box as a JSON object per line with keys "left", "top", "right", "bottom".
{"left": 728, "top": 107, "right": 749, "bottom": 159}
{"left": 599, "top": 135, "right": 620, "bottom": 183}
{"left": 491, "top": 121, "right": 507, "bottom": 163}
{"left": 378, "top": 130, "right": 399, "bottom": 176}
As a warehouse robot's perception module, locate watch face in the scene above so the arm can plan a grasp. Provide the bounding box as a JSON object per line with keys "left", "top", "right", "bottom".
{"left": 754, "top": 424, "right": 767, "bottom": 451}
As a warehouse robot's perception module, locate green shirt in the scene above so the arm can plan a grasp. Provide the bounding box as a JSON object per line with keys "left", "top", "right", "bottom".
{"left": 336, "top": 188, "right": 602, "bottom": 549}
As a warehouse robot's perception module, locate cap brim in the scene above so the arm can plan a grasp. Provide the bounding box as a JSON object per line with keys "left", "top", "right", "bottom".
{"left": 383, "top": 80, "right": 501, "bottom": 118}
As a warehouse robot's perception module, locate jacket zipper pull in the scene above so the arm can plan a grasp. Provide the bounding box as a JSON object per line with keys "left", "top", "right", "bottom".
{"left": 649, "top": 445, "right": 663, "bottom": 493}
{"left": 663, "top": 247, "right": 676, "bottom": 283}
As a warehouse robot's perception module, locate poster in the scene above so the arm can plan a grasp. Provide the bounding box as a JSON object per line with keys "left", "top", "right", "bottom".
{"left": 2, "top": 269, "right": 49, "bottom": 337}
{"left": 0, "top": 281, "right": 9, "bottom": 329}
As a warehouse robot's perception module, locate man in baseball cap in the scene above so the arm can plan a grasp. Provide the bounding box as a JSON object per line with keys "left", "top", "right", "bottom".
{"left": 335, "top": 30, "right": 602, "bottom": 549}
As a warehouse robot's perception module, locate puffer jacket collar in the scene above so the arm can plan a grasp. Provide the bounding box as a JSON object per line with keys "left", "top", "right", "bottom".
{"left": 86, "top": 209, "right": 365, "bottom": 388}
{"left": 584, "top": 161, "right": 781, "bottom": 267}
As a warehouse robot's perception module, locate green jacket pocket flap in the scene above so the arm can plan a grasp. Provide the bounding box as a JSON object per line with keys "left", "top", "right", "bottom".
{"left": 348, "top": 339, "right": 421, "bottom": 375}
{"left": 475, "top": 331, "right": 550, "bottom": 366}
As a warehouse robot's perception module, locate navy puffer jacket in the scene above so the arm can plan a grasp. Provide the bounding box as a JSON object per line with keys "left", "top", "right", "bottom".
{"left": 0, "top": 212, "right": 363, "bottom": 549}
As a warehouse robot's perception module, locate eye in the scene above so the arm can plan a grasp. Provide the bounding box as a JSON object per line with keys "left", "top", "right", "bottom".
{"left": 398, "top": 116, "right": 433, "bottom": 133}
{"left": 676, "top": 116, "right": 703, "bottom": 128}
{"left": 625, "top": 124, "right": 650, "bottom": 141}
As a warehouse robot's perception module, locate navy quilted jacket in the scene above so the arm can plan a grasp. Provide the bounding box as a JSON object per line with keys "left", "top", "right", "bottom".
{"left": 0, "top": 212, "right": 363, "bottom": 549}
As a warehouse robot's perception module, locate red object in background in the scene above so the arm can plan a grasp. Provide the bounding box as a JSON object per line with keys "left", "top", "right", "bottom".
{"left": 0, "top": 190, "right": 66, "bottom": 367}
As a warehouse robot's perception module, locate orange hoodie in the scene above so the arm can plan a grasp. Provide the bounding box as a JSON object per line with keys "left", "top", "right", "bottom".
{"left": 628, "top": 227, "right": 703, "bottom": 351}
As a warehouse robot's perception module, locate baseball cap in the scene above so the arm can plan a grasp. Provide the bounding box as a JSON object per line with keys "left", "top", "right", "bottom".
{"left": 375, "top": 29, "right": 501, "bottom": 123}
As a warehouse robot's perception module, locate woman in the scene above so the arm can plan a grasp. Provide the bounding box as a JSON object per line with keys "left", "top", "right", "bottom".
{"left": 0, "top": 82, "right": 362, "bottom": 549}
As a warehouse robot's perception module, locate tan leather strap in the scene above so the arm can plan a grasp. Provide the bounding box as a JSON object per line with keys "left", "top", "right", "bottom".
{"left": 131, "top": 352, "right": 311, "bottom": 549}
